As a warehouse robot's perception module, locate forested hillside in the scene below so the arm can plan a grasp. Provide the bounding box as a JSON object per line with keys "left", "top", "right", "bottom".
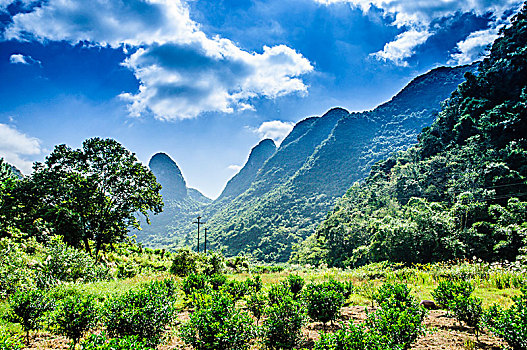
{"left": 203, "top": 64, "right": 476, "bottom": 262}
{"left": 302, "top": 5, "right": 527, "bottom": 267}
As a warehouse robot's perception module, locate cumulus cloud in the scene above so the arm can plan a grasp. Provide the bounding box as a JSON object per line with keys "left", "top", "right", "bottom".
{"left": 4, "top": 0, "right": 313, "bottom": 120}
{"left": 9, "top": 53, "right": 40, "bottom": 65}
{"left": 316, "top": 0, "right": 523, "bottom": 65}
{"left": 255, "top": 120, "right": 295, "bottom": 145}
{"left": 0, "top": 123, "right": 41, "bottom": 173}
{"left": 449, "top": 27, "right": 500, "bottom": 65}
{"left": 371, "top": 29, "right": 431, "bottom": 66}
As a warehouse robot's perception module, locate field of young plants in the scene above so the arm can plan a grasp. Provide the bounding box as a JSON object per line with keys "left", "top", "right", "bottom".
{"left": 1, "top": 243, "right": 526, "bottom": 350}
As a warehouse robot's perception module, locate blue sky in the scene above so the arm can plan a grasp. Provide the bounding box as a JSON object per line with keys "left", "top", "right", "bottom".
{"left": 0, "top": 0, "right": 523, "bottom": 198}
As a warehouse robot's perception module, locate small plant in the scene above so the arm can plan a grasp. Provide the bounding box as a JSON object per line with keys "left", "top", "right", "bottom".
{"left": 245, "top": 275, "right": 263, "bottom": 293}
{"left": 49, "top": 294, "right": 98, "bottom": 349}
{"left": 245, "top": 291, "right": 266, "bottom": 325}
{"left": 0, "top": 326, "right": 23, "bottom": 350}
{"left": 222, "top": 279, "right": 249, "bottom": 301}
{"left": 374, "top": 282, "right": 414, "bottom": 310}
{"left": 432, "top": 280, "right": 474, "bottom": 310}
{"left": 180, "top": 290, "right": 256, "bottom": 350}
{"left": 203, "top": 250, "right": 226, "bottom": 276}
{"left": 358, "top": 281, "right": 377, "bottom": 308}
{"left": 262, "top": 293, "right": 306, "bottom": 350}
{"left": 182, "top": 273, "right": 210, "bottom": 296}
{"left": 79, "top": 332, "right": 151, "bottom": 350}
{"left": 452, "top": 295, "right": 483, "bottom": 338}
{"left": 8, "top": 289, "right": 53, "bottom": 344}
{"left": 104, "top": 280, "right": 177, "bottom": 347}
{"left": 285, "top": 274, "right": 305, "bottom": 299}
{"left": 209, "top": 274, "right": 227, "bottom": 290}
{"left": 170, "top": 247, "right": 200, "bottom": 276}
{"left": 267, "top": 283, "right": 292, "bottom": 306}
{"left": 483, "top": 286, "right": 527, "bottom": 350}
{"left": 314, "top": 323, "right": 387, "bottom": 350}
{"left": 302, "top": 282, "right": 345, "bottom": 327}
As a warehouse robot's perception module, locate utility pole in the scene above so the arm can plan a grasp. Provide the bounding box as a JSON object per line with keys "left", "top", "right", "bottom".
{"left": 204, "top": 227, "right": 208, "bottom": 254}
{"left": 193, "top": 216, "right": 205, "bottom": 253}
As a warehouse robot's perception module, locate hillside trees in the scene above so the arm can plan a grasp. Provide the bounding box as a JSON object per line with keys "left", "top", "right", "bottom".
{"left": 308, "top": 3, "right": 527, "bottom": 267}
{"left": 0, "top": 138, "right": 163, "bottom": 257}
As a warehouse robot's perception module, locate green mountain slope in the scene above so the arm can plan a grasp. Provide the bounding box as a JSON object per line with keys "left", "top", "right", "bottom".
{"left": 205, "top": 64, "right": 477, "bottom": 262}
{"left": 309, "top": 4, "right": 527, "bottom": 267}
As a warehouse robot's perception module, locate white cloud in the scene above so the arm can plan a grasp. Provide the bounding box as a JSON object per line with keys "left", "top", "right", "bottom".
{"left": 371, "top": 29, "right": 431, "bottom": 67}
{"left": 316, "top": 0, "right": 523, "bottom": 65}
{"left": 255, "top": 120, "right": 295, "bottom": 144}
{"left": 449, "top": 27, "right": 500, "bottom": 65}
{"left": 9, "top": 53, "right": 40, "bottom": 65}
{"left": 227, "top": 164, "right": 242, "bottom": 172}
{"left": 0, "top": 123, "right": 41, "bottom": 173}
{"left": 4, "top": 0, "right": 313, "bottom": 120}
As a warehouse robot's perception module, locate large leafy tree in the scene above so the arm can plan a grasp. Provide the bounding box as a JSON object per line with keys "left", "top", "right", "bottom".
{"left": 2, "top": 138, "right": 163, "bottom": 257}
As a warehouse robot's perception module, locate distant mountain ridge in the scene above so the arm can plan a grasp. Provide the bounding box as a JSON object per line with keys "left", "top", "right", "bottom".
{"left": 136, "top": 63, "right": 478, "bottom": 260}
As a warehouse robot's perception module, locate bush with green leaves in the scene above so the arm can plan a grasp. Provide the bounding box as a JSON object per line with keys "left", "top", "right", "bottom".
{"left": 8, "top": 289, "right": 53, "bottom": 344}
{"left": 170, "top": 247, "right": 200, "bottom": 276}
{"left": 431, "top": 280, "right": 474, "bottom": 310}
{"left": 245, "top": 275, "right": 263, "bottom": 293}
{"left": 79, "top": 332, "right": 151, "bottom": 350}
{"left": 222, "top": 279, "right": 249, "bottom": 301}
{"left": 37, "top": 236, "right": 109, "bottom": 288}
{"left": 0, "top": 237, "right": 37, "bottom": 299}
{"left": 314, "top": 323, "right": 389, "bottom": 350}
{"left": 0, "top": 326, "right": 23, "bottom": 350}
{"left": 285, "top": 274, "right": 304, "bottom": 299}
{"left": 180, "top": 290, "right": 256, "bottom": 350}
{"left": 245, "top": 291, "right": 266, "bottom": 325}
{"left": 484, "top": 286, "right": 527, "bottom": 350}
{"left": 49, "top": 293, "right": 98, "bottom": 348}
{"left": 262, "top": 292, "right": 306, "bottom": 350}
{"left": 267, "top": 283, "right": 292, "bottom": 306}
{"left": 202, "top": 250, "right": 226, "bottom": 276}
{"left": 103, "top": 280, "right": 177, "bottom": 346}
{"left": 182, "top": 273, "right": 210, "bottom": 296}
{"left": 209, "top": 274, "right": 227, "bottom": 290}
{"left": 367, "top": 283, "right": 426, "bottom": 350}
{"left": 302, "top": 282, "right": 345, "bottom": 326}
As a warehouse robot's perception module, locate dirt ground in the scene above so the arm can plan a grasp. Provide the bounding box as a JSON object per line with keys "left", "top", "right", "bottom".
{"left": 24, "top": 307, "right": 504, "bottom": 350}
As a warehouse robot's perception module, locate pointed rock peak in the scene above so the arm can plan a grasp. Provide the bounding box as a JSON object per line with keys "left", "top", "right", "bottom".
{"left": 252, "top": 138, "right": 276, "bottom": 155}
{"left": 323, "top": 107, "right": 349, "bottom": 117}
{"left": 149, "top": 152, "right": 187, "bottom": 200}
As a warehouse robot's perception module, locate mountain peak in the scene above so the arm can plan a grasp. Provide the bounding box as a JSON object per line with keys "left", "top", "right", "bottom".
{"left": 149, "top": 152, "right": 188, "bottom": 200}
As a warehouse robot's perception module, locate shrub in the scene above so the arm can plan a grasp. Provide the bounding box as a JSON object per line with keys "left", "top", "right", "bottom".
{"left": 262, "top": 293, "right": 306, "bottom": 350}
{"left": 267, "top": 283, "right": 292, "bottom": 306}
{"left": 0, "top": 326, "right": 23, "bottom": 350}
{"left": 431, "top": 280, "right": 474, "bottom": 310}
{"left": 202, "top": 251, "right": 226, "bottom": 276}
{"left": 285, "top": 274, "right": 304, "bottom": 299}
{"left": 245, "top": 275, "right": 263, "bottom": 293}
{"left": 208, "top": 274, "right": 227, "bottom": 290}
{"left": 104, "top": 280, "right": 177, "bottom": 346}
{"left": 50, "top": 294, "right": 98, "bottom": 348}
{"left": 180, "top": 291, "right": 256, "bottom": 350}
{"left": 314, "top": 323, "right": 388, "bottom": 350}
{"left": 245, "top": 291, "right": 266, "bottom": 325}
{"left": 367, "top": 283, "right": 426, "bottom": 350}
{"left": 182, "top": 273, "right": 210, "bottom": 296}
{"left": 484, "top": 286, "right": 527, "bottom": 350}
{"left": 222, "top": 279, "right": 249, "bottom": 301}
{"left": 170, "top": 247, "right": 200, "bottom": 276}
{"left": 302, "top": 282, "right": 345, "bottom": 327}
{"left": 79, "top": 332, "right": 151, "bottom": 350}
{"left": 452, "top": 295, "right": 483, "bottom": 337}
{"left": 8, "top": 289, "right": 53, "bottom": 344}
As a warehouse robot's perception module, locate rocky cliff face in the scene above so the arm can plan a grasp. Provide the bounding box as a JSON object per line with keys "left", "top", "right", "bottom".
{"left": 148, "top": 153, "right": 188, "bottom": 201}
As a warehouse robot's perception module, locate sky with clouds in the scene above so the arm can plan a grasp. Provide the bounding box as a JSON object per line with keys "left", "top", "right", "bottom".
{"left": 0, "top": 0, "right": 523, "bottom": 198}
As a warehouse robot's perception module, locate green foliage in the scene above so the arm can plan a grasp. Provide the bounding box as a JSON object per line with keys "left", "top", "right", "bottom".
{"left": 267, "top": 283, "right": 292, "bottom": 306}
{"left": 49, "top": 293, "right": 98, "bottom": 347}
{"left": 367, "top": 283, "right": 426, "bottom": 350}
{"left": 79, "top": 332, "right": 151, "bottom": 350}
{"left": 182, "top": 273, "right": 210, "bottom": 296}
{"left": 262, "top": 293, "right": 306, "bottom": 350}
{"left": 180, "top": 291, "right": 256, "bottom": 350}
{"left": 0, "top": 237, "right": 37, "bottom": 299}
{"left": 452, "top": 296, "right": 483, "bottom": 335}
{"left": 314, "top": 323, "right": 391, "bottom": 350}
{"left": 301, "top": 282, "right": 345, "bottom": 326}
{"left": 484, "top": 286, "right": 527, "bottom": 350}
{"left": 245, "top": 275, "right": 263, "bottom": 293}
{"left": 0, "top": 325, "right": 23, "bottom": 350}
{"left": 245, "top": 291, "right": 266, "bottom": 324}
{"left": 209, "top": 274, "right": 227, "bottom": 290}
{"left": 285, "top": 274, "right": 305, "bottom": 299}
{"left": 221, "top": 279, "right": 249, "bottom": 301}
{"left": 8, "top": 289, "right": 53, "bottom": 344}
{"left": 103, "top": 279, "right": 177, "bottom": 346}
{"left": 432, "top": 280, "right": 475, "bottom": 310}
